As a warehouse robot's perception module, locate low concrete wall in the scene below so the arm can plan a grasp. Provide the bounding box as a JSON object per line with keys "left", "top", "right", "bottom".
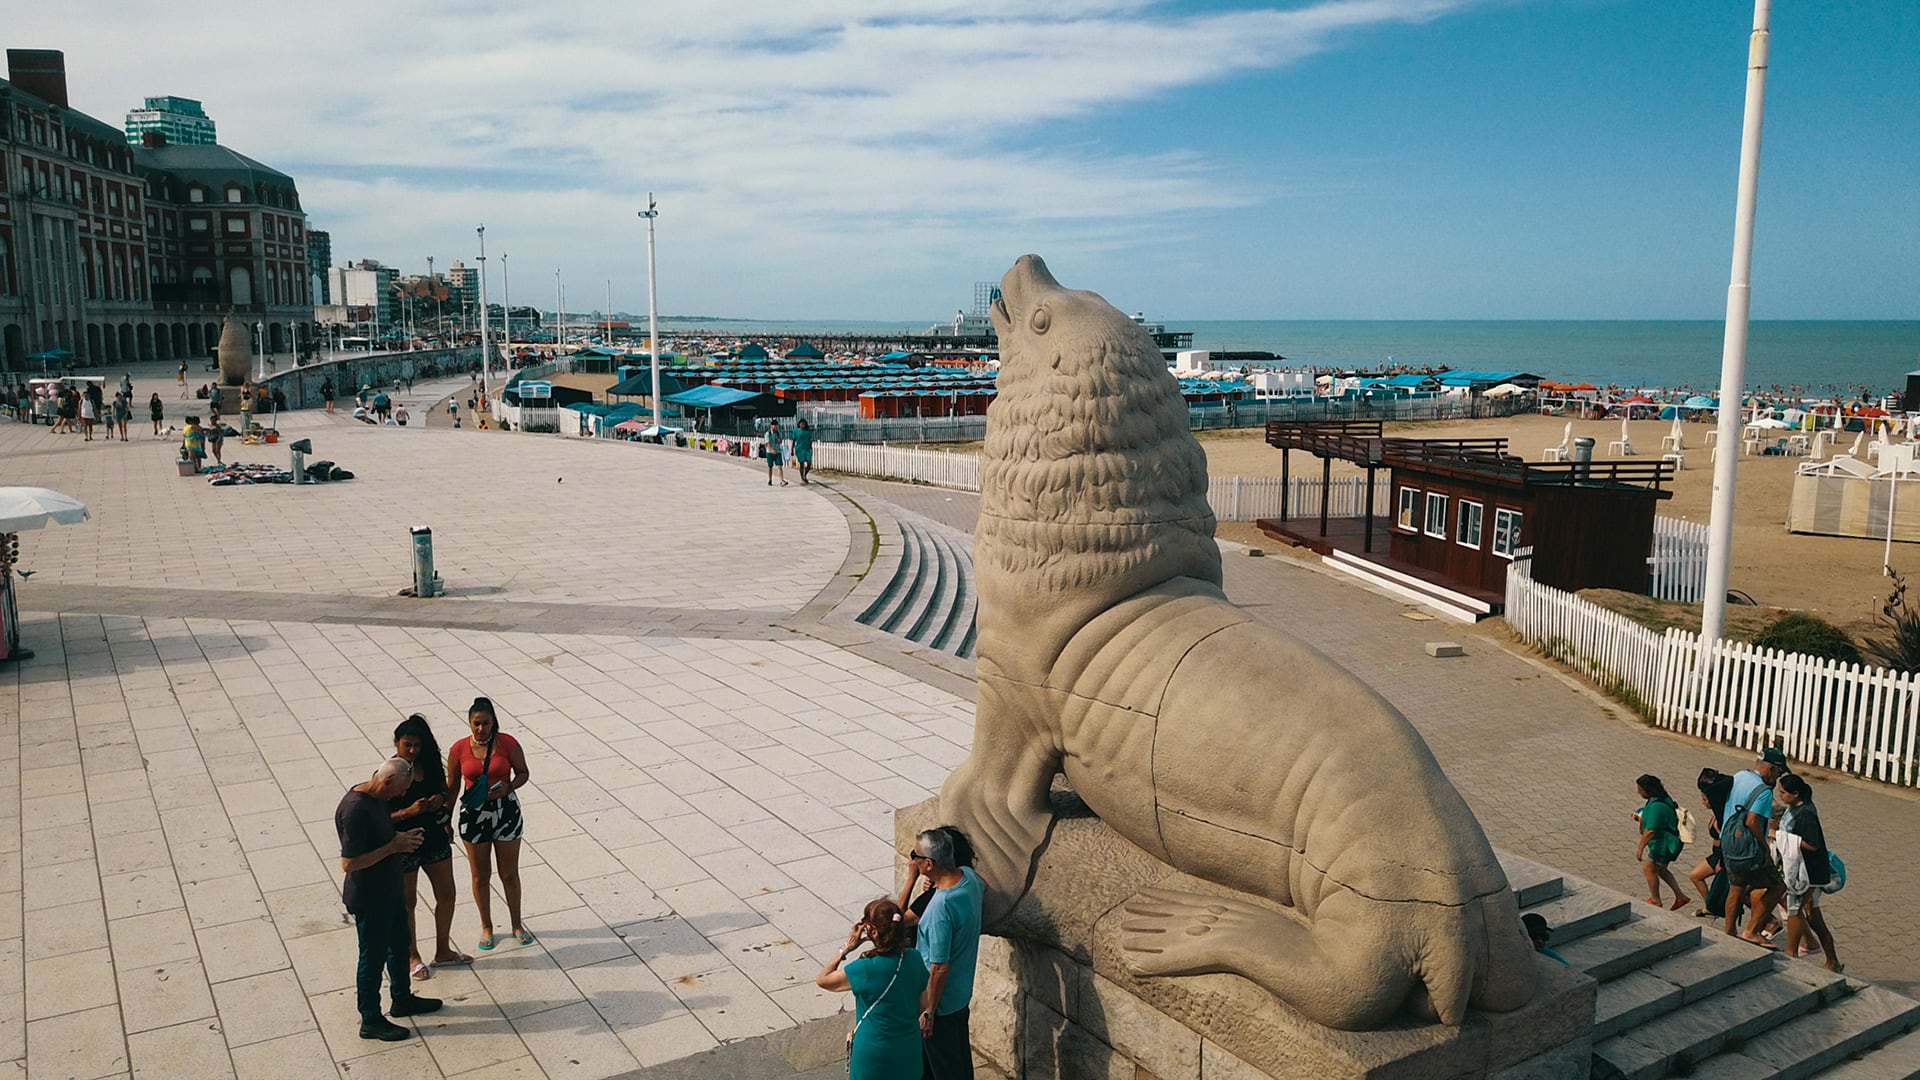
{"left": 260, "top": 347, "right": 481, "bottom": 410}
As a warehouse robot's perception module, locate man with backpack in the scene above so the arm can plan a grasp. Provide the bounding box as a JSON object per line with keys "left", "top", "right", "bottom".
{"left": 1721, "top": 746, "right": 1788, "bottom": 945}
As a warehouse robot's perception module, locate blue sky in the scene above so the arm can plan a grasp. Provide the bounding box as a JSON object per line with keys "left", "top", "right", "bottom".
{"left": 16, "top": 1, "right": 1918, "bottom": 319}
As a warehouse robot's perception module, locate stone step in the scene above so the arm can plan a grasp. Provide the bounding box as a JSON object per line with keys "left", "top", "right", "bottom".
{"left": 1592, "top": 930, "right": 1779, "bottom": 1041}
{"left": 859, "top": 518, "right": 921, "bottom": 628}
{"left": 1594, "top": 970, "right": 1835, "bottom": 1080}
{"left": 1560, "top": 914, "right": 1703, "bottom": 983}
{"left": 1500, "top": 851, "right": 1566, "bottom": 907}
{"left": 924, "top": 527, "right": 974, "bottom": 655}
{"left": 904, "top": 519, "right": 956, "bottom": 643}
{"left": 1812, "top": 1024, "right": 1920, "bottom": 1079}
{"left": 882, "top": 519, "right": 943, "bottom": 638}
{"left": 1523, "top": 879, "right": 1633, "bottom": 946}
{"left": 1686, "top": 985, "right": 1920, "bottom": 1080}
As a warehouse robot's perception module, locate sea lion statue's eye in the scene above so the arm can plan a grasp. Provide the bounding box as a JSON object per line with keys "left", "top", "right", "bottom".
{"left": 1029, "top": 307, "right": 1051, "bottom": 335}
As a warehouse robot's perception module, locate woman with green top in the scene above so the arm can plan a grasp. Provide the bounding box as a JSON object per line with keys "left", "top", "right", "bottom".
{"left": 792, "top": 418, "right": 814, "bottom": 485}
{"left": 815, "top": 898, "right": 928, "bottom": 1079}
{"left": 764, "top": 421, "right": 788, "bottom": 486}
{"left": 1634, "top": 773, "right": 1691, "bottom": 911}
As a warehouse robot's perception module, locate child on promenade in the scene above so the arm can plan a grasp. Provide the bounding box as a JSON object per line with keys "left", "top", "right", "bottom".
{"left": 1634, "top": 774, "right": 1691, "bottom": 911}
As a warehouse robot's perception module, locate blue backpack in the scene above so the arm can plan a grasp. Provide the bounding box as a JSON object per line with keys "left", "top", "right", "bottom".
{"left": 1823, "top": 851, "right": 1847, "bottom": 893}
{"left": 1719, "top": 799, "right": 1768, "bottom": 876}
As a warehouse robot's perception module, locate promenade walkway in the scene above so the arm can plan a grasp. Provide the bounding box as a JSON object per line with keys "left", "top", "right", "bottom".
{"left": 835, "top": 478, "right": 1920, "bottom": 1000}
{"left": 0, "top": 395, "right": 965, "bottom": 1078}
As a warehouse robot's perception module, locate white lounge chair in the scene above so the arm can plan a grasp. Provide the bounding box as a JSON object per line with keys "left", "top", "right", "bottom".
{"left": 1607, "top": 417, "right": 1636, "bottom": 456}
{"left": 1660, "top": 416, "right": 1685, "bottom": 452}
{"left": 1542, "top": 421, "right": 1572, "bottom": 462}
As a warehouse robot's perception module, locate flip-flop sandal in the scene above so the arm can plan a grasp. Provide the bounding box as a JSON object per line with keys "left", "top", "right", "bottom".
{"left": 1671, "top": 897, "right": 1692, "bottom": 911}
{"left": 477, "top": 933, "right": 496, "bottom": 951}
{"left": 410, "top": 961, "right": 431, "bottom": 981}
{"left": 515, "top": 929, "right": 536, "bottom": 946}
{"left": 1741, "top": 936, "right": 1779, "bottom": 951}
{"left": 437, "top": 952, "right": 475, "bottom": 966}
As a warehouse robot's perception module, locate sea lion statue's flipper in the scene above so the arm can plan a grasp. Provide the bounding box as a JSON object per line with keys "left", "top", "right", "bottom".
{"left": 937, "top": 679, "right": 1062, "bottom": 926}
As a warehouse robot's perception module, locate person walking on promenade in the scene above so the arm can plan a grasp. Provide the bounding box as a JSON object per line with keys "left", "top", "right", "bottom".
{"left": 177, "top": 359, "right": 188, "bottom": 394}
{"left": 764, "top": 421, "right": 788, "bottom": 486}
{"left": 793, "top": 418, "right": 815, "bottom": 485}
{"left": 912, "top": 827, "right": 983, "bottom": 1080}
{"left": 321, "top": 378, "right": 336, "bottom": 413}
{"left": 448, "top": 697, "right": 534, "bottom": 951}
{"left": 817, "top": 898, "right": 928, "bottom": 1080}
{"left": 119, "top": 371, "right": 133, "bottom": 401}
{"left": 79, "top": 384, "right": 97, "bottom": 441}
{"left": 336, "top": 757, "right": 443, "bottom": 1041}
{"left": 1633, "top": 774, "right": 1690, "bottom": 911}
{"left": 1723, "top": 747, "right": 1788, "bottom": 945}
{"left": 1774, "top": 773, "right": 1842, "bottom": 971}
{"left": 113, "top": 391, "right": 131, "bottom": 441}
{"left": 181, "top": 417, "right": 206, "bottom": 470}
{"left": 149, "top": 393, "right": 165, "bottom": 437}
{"left": 390, "top": 715, "right": 472, "bottom": 981}
{"left": 1688, "top": 768, "right": 1736, "bottom": 919}
{"left": 373, "top": 389, "right": 392, "bottom": 424}
{"left": 206, "top": 414, "right": 225, "bottom": 465}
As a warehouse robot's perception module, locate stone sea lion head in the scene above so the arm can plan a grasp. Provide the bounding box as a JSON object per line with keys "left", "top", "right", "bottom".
{"left": 975, "top": 256, "right": 1219, "bottom": 660}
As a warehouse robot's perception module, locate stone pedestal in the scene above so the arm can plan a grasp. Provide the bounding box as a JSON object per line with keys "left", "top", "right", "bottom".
{"left": 896, "top": 798, "right": 1595, "bottom": 1079}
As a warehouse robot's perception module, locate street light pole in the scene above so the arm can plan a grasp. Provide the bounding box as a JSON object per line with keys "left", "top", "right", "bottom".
{"left": 476, "top": 226, "right": 489, "bottom": 400}
{"left": 1700, "top": 0, "right": 1774, "bottom": 643}
{"left": 501, "top": 253, "right": 511, "bottom": 361}
{"left": 639, "top": 195, "right": 661, "bottom": 429}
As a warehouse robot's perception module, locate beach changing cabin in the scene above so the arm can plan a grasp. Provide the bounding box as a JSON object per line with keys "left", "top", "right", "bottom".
{"left": 1259, "top": 421, "right": 1672, "bottom": 621}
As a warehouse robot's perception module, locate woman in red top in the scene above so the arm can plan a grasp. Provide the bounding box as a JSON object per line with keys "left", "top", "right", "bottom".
{"left": 446, "top": 697, "right": 533, "bottom": 950}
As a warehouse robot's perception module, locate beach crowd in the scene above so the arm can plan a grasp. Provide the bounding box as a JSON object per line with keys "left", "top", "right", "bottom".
{"left": 340, "top": 697, "right": 984, "bottom": 1078}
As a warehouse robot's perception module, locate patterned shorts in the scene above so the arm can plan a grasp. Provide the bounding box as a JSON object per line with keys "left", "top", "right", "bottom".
{"left": 458, "top": 792, "right": 524, "bottom": 845}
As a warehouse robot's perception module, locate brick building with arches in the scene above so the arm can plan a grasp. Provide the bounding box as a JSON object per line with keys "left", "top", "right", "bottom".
{"left": 0, "top": 48, "right": 314, "bottom": 372}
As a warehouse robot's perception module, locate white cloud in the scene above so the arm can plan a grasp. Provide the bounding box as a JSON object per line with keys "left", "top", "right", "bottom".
{"left": 17, "top": 0, "right": 1481, "bottom": 316}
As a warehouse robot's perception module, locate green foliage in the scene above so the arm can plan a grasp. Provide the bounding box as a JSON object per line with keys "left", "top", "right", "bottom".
{"left": 1753, "top": 611, "right": 1863, "bottom": 667}
{"left": 1867, "top": 570, "right": 1920, "bottom": 673}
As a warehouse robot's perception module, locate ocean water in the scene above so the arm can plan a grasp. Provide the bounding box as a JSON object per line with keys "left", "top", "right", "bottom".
{"left": 659, "top": 317, "right": 1920, "bottom": 397}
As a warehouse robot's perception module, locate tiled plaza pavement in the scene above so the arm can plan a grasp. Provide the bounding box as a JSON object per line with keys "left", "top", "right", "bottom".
{"left": 836, "top": 478, "right": 1920, "bottom": 998}
{"left": 0, "top": 399, "right": 970, "bottom": 1079}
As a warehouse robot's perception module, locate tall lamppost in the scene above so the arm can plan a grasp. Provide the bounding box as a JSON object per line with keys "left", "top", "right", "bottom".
{"left": 554, "top": 270, "right": 562, "bottom": 353}
{"left": 1700, "top": 0, "right": 1774, "bottom": 643}
{"left": 638, "top": 195, "right": 661, "bottom": 429}
{"left": 427, "top": 255, "right": 436, "bottom": 342}
{"left": 501, "top": 253, "right": 511, "bottom": 361}
{"left": 476, "top": 226, "right": 489, "bottom": 399}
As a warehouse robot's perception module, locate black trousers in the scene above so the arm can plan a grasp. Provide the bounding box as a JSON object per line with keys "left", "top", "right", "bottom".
{"left": 922, "top": 1006, "right": 972, "bottom": 1080}
{"left": 353, "top": 899, "right": 410, "bottom": 1023}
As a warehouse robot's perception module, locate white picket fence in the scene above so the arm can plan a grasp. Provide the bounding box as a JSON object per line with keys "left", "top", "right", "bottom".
{"left": 1648, "top": 516, "right": 1711, "bottom": 602}
{"left": 810, "top": 443, "right": 983, "bottom": 490}
{"left": 1506, "top": 569, "right": 1920, "bottom": 788}
{"left": 810, "top": 444, "right": 1390, "bottom": 521}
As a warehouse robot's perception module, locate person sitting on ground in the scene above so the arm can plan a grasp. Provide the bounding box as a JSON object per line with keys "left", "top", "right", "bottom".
{"left": 1774, "top": 773, "right": 1841, "bottom": 971}
{"left": 1522, "top": 913, "right": 1568, "bottom": 965}
{"left": 1633, "top": 773, "right": 1691, "bottom": 911}
{"left": 815, "top": 898, "right": 928, "bottom": 1080}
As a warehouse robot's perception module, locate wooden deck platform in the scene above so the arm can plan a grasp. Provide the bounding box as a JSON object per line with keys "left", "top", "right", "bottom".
{"left": 1255, "top": 515, "right": 1506, "bottom": 612}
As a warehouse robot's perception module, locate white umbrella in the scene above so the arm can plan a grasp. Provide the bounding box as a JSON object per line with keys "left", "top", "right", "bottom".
{"left": 637, "top": 425, "right": 682, "bottom": 438}
{"left": 0, "top": 488, "right": 88, "bottom": 533}
{"left": 1484, "top": 383, "right": 1524, "bottom": 397}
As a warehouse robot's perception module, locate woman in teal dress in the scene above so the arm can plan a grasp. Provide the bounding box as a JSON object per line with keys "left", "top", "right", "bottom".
{"left": 1634, "top": 773, "right": 1692, "bottom": 911}
{"left": 816, "top": 898, "right": 928, "bottom": 1079}
{"left": 793, "top": 418, "right": 815, "bottom": 485}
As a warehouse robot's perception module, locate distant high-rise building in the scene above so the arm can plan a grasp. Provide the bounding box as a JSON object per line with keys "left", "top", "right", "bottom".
{"left": 124, "top": 95, "right": 216, "bottom": 146}
{"left": 446, "top": 260, "right": 476, "bottom": 319}
{"left": 307, "top": 230, "right": 332, "bottom": 303}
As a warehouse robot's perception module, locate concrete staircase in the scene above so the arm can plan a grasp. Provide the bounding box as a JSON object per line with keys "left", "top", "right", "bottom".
{"left": 854, "top": 511, "right": 976, "bottom": 659}
{"left": 1497, "top": 853, "right": 1920, "bottom": 1079}
{"left": 1321, "top": 548, "right": 1499, "bottom": 624}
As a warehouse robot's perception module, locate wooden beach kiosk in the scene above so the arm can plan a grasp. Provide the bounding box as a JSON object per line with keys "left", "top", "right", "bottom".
{"left": 1258, "top": 421, "right": 1674, "bottom": 621}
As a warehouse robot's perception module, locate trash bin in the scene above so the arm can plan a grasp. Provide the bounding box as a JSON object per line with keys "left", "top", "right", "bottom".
{"left": 409, "top": 526, "right": 439, "bottom": 598}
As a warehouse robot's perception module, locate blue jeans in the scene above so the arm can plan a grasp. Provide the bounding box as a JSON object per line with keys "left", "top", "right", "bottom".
{"left": 353, "top": 900, "right": 410, "bottom": 1023}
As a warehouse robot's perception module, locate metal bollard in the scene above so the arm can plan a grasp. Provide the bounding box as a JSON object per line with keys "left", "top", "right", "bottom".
{"left": 410, "top": 526, "right": 439, "bottom": 598}
{"left": 290, "top": 447, "right": 306, "bottom": 484}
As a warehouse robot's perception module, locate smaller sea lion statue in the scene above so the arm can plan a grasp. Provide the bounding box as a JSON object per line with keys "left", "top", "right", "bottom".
{"left": 938, "top": 255, "right": 1537, "bottom": 1030}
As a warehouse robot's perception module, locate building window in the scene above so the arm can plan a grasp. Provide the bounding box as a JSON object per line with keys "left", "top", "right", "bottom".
{"left": 225, "top": 217, "right": 246, "bottom": 234}
{"left": 225, "top": 186, "right": 243, "bottom": 204}
{"left": 229, "top": 265, "right": 252, "bottom": 306}
{"left": 1493, "top": 509, "right": 1523, "bottom": 559}
{"left": 108, "top": 188, "right": 120, "bottom": 211}
{"left": 188, "top": 218, "right": 208, "bottom": 233}
{"left": 1397, "top": 487, "right": 1418, "bottom": 531}
{"left": 1456, "top": 501, "right": 1483, "bottom": 548}
{"left": 188, "top": 186, "right": 205, "bottom": 203}
{"left": 1424, "top": 493, "right": 1449, "bottom": 539}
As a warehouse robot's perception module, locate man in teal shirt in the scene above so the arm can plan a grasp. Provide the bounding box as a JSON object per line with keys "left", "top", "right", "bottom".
{"left": 913, "top": 828, "right": 981, "bottom": 1079}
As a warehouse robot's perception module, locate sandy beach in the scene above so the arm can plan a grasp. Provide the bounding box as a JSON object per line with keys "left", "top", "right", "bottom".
{"left": 1201, "top": 412, "right": 1906, "bottom": 639}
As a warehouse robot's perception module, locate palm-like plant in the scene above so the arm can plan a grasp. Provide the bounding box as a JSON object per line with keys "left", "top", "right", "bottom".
{"left": 1867, "top": 570, "right": 1920, "bottom": 672}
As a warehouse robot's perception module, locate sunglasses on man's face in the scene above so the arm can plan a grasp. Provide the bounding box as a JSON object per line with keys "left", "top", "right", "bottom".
{"left": 903, "top": 850, "right": 927, "bottom": 862}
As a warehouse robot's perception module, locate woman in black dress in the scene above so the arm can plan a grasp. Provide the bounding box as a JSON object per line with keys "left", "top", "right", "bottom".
{"left": 390, "top": 714, "right": 472, "bottom": 980}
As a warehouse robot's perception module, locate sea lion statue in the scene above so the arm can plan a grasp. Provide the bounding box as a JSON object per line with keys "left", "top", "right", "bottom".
{"left": 216, "top": 315, "right": 250, "bottom": 387}
{"left": 937, "top": 255, "right": 1537, "bottom": 1031}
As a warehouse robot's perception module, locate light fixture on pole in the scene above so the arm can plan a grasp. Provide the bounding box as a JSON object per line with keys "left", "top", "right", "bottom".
{"left": 476, "top": 226, "right": 489, "bottom": 401}
{"left": 1700, "top": 0, "right": 1774, "bottom": 644}
{"left": 501, "top": 253, "right": 511, "bottom": 360}
{"left": 554, "top": 270, "right": 562, "bottom": 353}
{"left": 639, "top": 195, "right": 661, "bottom": 429}
{"left": 427, "top": 255, "right": 435, "bottom": 340}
